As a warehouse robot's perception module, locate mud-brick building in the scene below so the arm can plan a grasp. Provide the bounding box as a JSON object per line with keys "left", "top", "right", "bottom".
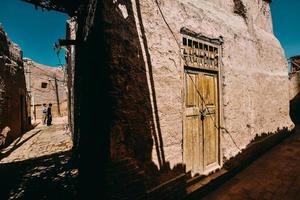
{"left": 21, "top": 0, "right": 294, "bottom": 198}
{"left": 99, "top": 0, "right": 293, "bottom": 175}
{"left": 289, "top": 55, "right": 300, "bottom": 124}
{"left": 23, "top": 58, "right": 68, "bottom": 122}
{"left": 71, "top": 0, "right": 293, "bottom": 198}
{"left": 0, "top": 26, "right": 29, "bottom": 146}
{"left": 68, "top": 0, "right": 293, "bottom": 198}
{"left": 290, "top": 55, "right": 300, "bottom": 73}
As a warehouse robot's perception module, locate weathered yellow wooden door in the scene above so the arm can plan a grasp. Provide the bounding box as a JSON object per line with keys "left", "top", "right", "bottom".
{"left": 184, "top": 70, "right": 219, "bottom": 175}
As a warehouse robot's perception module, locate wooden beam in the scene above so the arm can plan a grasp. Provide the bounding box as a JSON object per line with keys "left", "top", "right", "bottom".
{"left": 20, "top": 0, "right": 79, "bottom": 16}
{"left": 59, "top": 39, "right": 77, "bottom": 46}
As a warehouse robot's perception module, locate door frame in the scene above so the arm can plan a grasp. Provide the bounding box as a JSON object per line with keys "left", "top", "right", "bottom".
{"left": 183, "top": 67, "right": 221, "bottom": 175}
{"left": 180, "top": 32, "right": 224, "bottom": 175}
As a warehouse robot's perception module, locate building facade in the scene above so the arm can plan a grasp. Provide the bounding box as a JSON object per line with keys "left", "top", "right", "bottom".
{"left": 102, "top": 0, "right": 293, "bottom": 172}
{"left": 290, "top": 55, "right": 300, "bottom": 74}
{"left": 66, "top": 0, "right": 293, "bottom": 197}
{"left": 22, "top": 0, "right": 294, "bottom": 198}
{"left": 23, "top": 58, "right": 68, "bottom": 122}
{"left": 0, "top": 26, "right": 29, "bottom": 146}
{"left": 289, "top": 55, "right": 300, "bottom": 125}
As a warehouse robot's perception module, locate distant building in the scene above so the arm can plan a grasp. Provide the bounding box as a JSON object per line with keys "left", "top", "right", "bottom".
{"left": 289, "top": 55, "right": 300, "bottom": 124}
{"left": 290, "top": 55, "right": 300, "bottom": 74}
{"left": 0, "top": 26, "right": 30, "bottom": 146}
{"left": 23, "top": 58, "right": 68, "bottom": 122}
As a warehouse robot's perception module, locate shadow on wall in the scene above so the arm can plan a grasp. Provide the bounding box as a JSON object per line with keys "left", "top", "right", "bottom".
{"left": 75, "top": 0, "right": 186, "bottom": 198}
{"left": 101, "top": 0, "right": 158, "bottom": 165}
{"left": 0, "top": 27, "right": 29, "bottom": 147}
{"left": 188, "top": 127, "right": 295, "bottom": 199}
{"left": 102, "top": 0, "right": 185, "bottom": 188}
{"left": 290, "top": 80, "right": 300, "bottom": 124}
{"left": 224, "top": 127, "right": 294, "bottom": 171}
{"left": 290, "top": 93, "right": 300, "bottom": 124}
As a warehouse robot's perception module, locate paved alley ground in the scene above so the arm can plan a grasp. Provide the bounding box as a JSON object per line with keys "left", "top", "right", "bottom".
{"left": 0, "top": 117, "right": 77, "bottom": 200}
{"left": 0, "top": 117, "right": 72, "bottom": 163}
{"left": 1, "top": 120, "right": 300, "bottom": 200}
{"left": 202, "top": 126, "right": 300, "bottom": 200}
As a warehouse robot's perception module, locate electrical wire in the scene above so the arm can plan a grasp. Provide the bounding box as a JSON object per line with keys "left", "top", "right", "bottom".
{"left": 153, "top": 0, "right": 242, "bottom": 151}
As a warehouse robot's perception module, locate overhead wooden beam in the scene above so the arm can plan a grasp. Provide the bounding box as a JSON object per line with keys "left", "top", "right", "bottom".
{"left": 58, "top": 39, "right": 77, "bottom": 46}
{"left": 263, "top": 0, "right": 272, "bottom": 3}
{"left": 20, "top": 0, "right": 80, "bottom": 16}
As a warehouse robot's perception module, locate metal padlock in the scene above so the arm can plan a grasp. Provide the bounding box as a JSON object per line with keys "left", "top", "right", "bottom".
{"left": 200, "top": 108, "right": 208, "bottom": 120}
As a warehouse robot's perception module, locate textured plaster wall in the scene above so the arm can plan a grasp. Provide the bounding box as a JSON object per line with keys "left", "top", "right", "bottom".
{"left": 289, "top": 72, "right": 300, "bottom": 124}
{"left": 132, "top": 0, "right": 293, "bottom": 166}
{"left": 103, "top": 0, "right": 155, "bottom": 164}
{"left": 290, "top": 72, "right": 300, "bottom": 101}
{"left": 23, "top": 59, "right": 68, "bottom": 119}
{"left": 0, "top": 27, "right": 28, "bottom": 143}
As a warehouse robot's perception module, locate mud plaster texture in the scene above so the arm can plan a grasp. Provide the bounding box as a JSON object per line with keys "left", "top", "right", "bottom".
{"left": 105, "top": 0, "right": 293, "bottom": 173}
{"left": 0, "top": 26, "right": 28, "bottom": 144}
{"left": 290, "top": 71, "right": 300, "bottom": 101}
{"left": 133, "top": 0, "right": 293, "bottom": 166}
{"left": 23, "top": 59, "right": 68, "bottom": 120}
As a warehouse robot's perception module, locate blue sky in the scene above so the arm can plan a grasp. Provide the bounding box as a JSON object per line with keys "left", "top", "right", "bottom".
{"left": 271, "top": 1, "right": 300, "bottom": 59}
{"left": 0, "top": 1, "right": 298, "bottom": 67}
{"left": 0, "top": 0, "right": 68, "bottom": 67}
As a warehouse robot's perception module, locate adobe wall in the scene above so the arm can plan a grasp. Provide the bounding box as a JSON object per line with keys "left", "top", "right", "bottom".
{"left": 101, "top": 0, "right": 293, "bottom": 177}
{"left": 72, "top": 0, "right": 291, "bottom": 197}
{"left": 289, "top": 71, "right": 300, "bottom": 124}
{"left": 23, "top": 59, "right": 68, "bottom": 120}
{"left": 290, "top": 72, "right": 300, "bottom": 100}
{"left": 128, "top": 0, "right": 293, "bottom": 166}
{"left": 0, "top": 26, "right": 28, "bottom": 144}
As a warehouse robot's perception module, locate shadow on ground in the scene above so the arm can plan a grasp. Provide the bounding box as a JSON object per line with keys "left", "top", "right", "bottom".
{"left": 0, "top": 150, "right": 78, "bottom": 200}
{"left": 0, "top": 130, "right": 41, "bottom": 161}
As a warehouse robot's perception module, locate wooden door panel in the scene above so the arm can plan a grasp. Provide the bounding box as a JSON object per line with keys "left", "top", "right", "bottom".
{"left": 184, "top": 115, "right": 202, "bottom": 173}
{"left": 204, "top": 115, "right": 217, "bottom": 166}
{"left": 186, "top": 73, "right": 198, "bottom": 107}
{"left": 184, "top": 70, "right": 219, "bottom": 175}
{"left": 203, "top": 74, "right": 219, "bottom": 170}
{"left": 203, "top": 74, "right": 215, "bottom": 106}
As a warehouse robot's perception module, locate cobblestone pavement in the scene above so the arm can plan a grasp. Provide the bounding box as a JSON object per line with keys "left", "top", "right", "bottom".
{"left": 0, "top": 117, "right": 72, "bottom": 163}
{"left": 0, "top": 117, "right": 77, "bottom": 200}
{"left": 202, "top": 126, "right": 300, "bottom": 200}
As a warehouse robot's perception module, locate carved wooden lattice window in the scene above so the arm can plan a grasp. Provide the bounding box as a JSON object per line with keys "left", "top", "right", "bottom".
{"left": 182, "top": 37, "right": 219, "bottom": 70}
{"left": 180, "top": 29, "right": 222, "bottom": 70}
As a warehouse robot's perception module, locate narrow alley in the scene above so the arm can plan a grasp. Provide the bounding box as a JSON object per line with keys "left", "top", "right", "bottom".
{"left": 0, "top": 117, "right": 72, "bottom": 163}
{"left": 1, "top": 0, "right": 300, "bottom": 199}
{"left": 0, "top": 117, "right": 77, "bottom": 200}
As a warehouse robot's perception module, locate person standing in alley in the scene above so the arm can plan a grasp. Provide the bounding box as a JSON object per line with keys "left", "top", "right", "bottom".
{"left": 42, "top": 103, "right": 48, "bottom": 125}
{"left": 47, "top": 103, "right": 52, "bottom": 126}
